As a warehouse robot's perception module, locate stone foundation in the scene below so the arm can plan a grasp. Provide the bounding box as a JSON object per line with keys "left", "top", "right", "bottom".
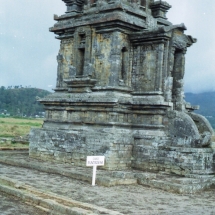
{"left": 30, "top": 126, "right": 133, "bottom": 170}
{"left": 132, "top": 145, "right": 215, "bottom": 175}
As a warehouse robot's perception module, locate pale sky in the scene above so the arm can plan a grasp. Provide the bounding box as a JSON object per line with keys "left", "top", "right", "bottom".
{"left": 0, "top": 0, "right": 214, "bottom": 93}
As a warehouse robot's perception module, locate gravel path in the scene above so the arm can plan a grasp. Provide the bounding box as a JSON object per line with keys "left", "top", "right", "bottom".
{"left": 0, "top": 161, "right": 215, "bottom": 215}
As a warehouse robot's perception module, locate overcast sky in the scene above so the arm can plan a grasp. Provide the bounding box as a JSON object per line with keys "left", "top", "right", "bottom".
{"left": 0, "top": 0, "right": 214, "bottom": 93}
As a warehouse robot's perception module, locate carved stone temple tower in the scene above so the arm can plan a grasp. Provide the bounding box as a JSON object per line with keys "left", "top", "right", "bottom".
{"left": 30, "top": 0, "right": 215, "bottom": 176}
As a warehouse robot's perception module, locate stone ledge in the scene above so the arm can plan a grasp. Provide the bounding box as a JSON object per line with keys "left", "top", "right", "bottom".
{"left": 0, "top": 176, "right": 122, "bottom": 215}
{"left": 0, "top": 155, "right": 137, "bottom": 187}
{"left": 0, "top": 147, "right": 29, "bottom": 151}
{"left": 0, "top": 151, "right": 214, "bottom": 194}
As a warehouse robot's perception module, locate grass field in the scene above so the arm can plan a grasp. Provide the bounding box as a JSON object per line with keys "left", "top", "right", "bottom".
{"left": 0, "top": 117, "right": 43, "bottom": 148}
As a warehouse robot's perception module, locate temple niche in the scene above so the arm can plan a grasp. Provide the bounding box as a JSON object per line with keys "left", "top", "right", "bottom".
{"left": 30, "top": 0, "right": 215, "bottom": 178}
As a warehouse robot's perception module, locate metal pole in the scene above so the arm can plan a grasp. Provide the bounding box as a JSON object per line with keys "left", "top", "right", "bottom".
{"left": 92, "top": 165, "right": 97, "bottom": 186}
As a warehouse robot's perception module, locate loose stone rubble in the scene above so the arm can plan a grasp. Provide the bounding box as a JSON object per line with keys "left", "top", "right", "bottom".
{"left": 29, "top": 0, "right": 215, "bottom": 188}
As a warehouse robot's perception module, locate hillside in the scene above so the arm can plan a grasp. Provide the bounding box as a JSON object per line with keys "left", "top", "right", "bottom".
{"left": 0, "top": 87, "right": 51, "bottom": 117}
{"left": 185, "top": 92, "right": 215, "bottom": 128}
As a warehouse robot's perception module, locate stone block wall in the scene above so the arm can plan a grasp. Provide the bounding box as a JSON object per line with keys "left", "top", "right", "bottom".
{"left": 132, "top": 145, "right": 215, "bottom": 175}
{"left": 30, "top": 126, "right": 133, "bottom": 170}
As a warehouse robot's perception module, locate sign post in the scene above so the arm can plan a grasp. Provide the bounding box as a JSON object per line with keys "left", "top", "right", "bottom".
{"left": 86, "top": 156, "right": 105, "bottom": 186}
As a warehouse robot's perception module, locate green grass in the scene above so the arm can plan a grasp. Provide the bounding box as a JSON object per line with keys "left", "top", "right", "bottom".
{"left": 0, "top": 117, "right": 43, "bottom": 137}
{"left": 0, "top": 117, "right": 43, "bottom": 148}
{"left": 1, "top": 121, "right": 42, "bottom": 127}
{"left": 0, "top": 141, "right": 29, "bottom": 148}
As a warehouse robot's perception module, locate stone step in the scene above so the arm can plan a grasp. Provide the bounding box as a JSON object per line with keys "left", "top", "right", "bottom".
{"left": 0, "top": 151, "right": 214, "bottom": 194}
{"left": 137, "top": 172, "right": 215, "bottom": 194}
{"left": 0, "top": 176, "right": 123, "bottom": 215}
{"left": 0, "top": 155, "right": 137, "bottom": 187}
{"left": 0, "top": 151, "right": 215, "bottom": 214}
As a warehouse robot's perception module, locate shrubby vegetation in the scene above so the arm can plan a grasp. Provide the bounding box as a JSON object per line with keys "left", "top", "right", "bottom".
{"left": 0, "top": 86, "right": 51, "bottom": 117}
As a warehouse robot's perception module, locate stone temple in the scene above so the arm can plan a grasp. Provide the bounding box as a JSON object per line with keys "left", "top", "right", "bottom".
{"left": 30, "top": 0, "right": 215, "bottom": 177}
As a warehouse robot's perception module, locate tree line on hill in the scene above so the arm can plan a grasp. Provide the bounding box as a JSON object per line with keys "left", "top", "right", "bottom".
{"left": 0, "top": 87, "right": 51, "bottom": 117}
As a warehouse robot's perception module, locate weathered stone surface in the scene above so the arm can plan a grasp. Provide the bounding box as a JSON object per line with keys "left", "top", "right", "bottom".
{"left": 30, "top": 0, "right": 215, "bottom": 178}
{"left": 0, "top": 193, "right": 47, "bottom": 215}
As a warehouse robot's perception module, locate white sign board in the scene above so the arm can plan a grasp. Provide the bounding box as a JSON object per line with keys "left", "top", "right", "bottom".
{"left": 86, "top": 156, "right": 105, "bottom": 186}
{"left": 86, "top": 156, "right": 105, "bottom": 166}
